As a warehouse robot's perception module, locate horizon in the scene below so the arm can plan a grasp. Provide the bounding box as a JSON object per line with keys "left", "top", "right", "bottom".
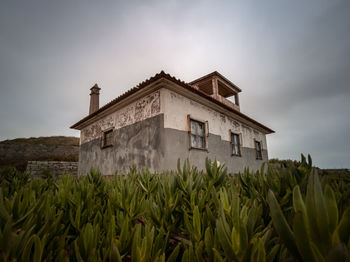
{"left": 1, "top": 0, "right": 349, "bottom": 169}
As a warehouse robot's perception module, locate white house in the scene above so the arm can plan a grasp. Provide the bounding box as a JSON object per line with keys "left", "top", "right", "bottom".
{"left": 71, "top": 71, "right": 274, "bottom": 175}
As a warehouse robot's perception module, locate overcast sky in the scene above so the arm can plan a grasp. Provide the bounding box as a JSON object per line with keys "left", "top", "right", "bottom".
{"left": 1, "top": 0, "right": 349, "bottom": 168}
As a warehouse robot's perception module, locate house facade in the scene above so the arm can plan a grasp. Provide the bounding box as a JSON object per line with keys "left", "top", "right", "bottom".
{"left": 71, "top": 71, "right": 274, "bottom": 175}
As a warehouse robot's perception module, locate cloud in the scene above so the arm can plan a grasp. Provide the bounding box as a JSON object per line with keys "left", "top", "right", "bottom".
{"left": 0, "top": 0, "right": 349, "bottom": 168}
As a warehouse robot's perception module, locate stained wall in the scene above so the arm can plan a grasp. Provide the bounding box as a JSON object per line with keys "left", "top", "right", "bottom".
{"left": 80, "top": 91, "right": 160, "bottom": 144}
{"left": 78, "top": 91, "right": 163, "bottom": 175}
{"left": 78, "top": 88, "right": 270, "bottom": 175}
{"left": 161, "top": 88, "right": 268, "bottom": 150}
{"left": 78, "top": 114, "right": 164, "bottom": 175}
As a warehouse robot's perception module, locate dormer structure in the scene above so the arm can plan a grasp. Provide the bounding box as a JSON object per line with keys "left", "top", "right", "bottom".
{"left": 190, "top": 71, "right": 241, "bottom": 111}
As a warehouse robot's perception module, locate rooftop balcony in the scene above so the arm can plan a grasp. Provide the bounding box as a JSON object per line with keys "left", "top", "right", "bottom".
{"left": 189, "top": 71, "right": 241, "bottom": 111}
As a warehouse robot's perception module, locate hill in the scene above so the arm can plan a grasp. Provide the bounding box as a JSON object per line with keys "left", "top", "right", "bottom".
{"left": 0, "top": 136, "right": 79, "bottom": 146}
{"left": 269, "top": 157, "right": 350, "bottom": 178}
{"left": 0, "top": 136, "right": 79, "bottom": 171}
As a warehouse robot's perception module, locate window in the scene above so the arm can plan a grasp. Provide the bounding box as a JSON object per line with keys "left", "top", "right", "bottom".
{"left": 231, "top": 132, "right": 241, "bottom": 156}
{"left": 190, "top": 119, "right": 206, "bottom": 149}
{"left": 255, "top": 140, "right": 262, "bottom": 160}
{"left": 102, "top": 129, "right": 113, "bottom": 148}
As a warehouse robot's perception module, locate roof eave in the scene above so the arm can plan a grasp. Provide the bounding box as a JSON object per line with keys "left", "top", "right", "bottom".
{"left": 189, "top": 71, "right": 242, "bottom": 93}
{"left": 71, "top": 71, "right": 274, "bottom": 134}
{"left": 70, "top": 72, "right": 170, "bottom": 130}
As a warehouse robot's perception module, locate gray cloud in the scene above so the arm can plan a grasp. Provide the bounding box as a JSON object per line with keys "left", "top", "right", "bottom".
{"left": 0, "top": 0, "right": 349, "bottom": 168}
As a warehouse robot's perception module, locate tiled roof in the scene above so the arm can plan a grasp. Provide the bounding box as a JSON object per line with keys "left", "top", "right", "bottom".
{"left": 70, "top": 71, "right": 274, "bottom": 133}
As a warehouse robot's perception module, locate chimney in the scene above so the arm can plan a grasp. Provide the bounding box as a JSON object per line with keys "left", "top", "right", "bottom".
{"left": 89, "top": 84, "right": 101, "bottom": 114}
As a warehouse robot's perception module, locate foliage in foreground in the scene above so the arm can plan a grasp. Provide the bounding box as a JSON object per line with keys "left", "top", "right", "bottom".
{"left": 0, "top": 156, "right": 349, "bottom": 261}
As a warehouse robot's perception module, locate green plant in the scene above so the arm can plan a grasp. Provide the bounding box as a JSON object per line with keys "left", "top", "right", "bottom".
{"left": 268, "top": 170, "right": 350, "bottom": 261}
{"left": 0, "top": 156, "right": 348, "bottom": 261}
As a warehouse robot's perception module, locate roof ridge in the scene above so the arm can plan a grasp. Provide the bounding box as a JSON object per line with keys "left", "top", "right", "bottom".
{"left": 70, "top": 71, "right": 274, "bottom": 133}
{"left": 71, "top": 71, "right": 173, "bottom": 128}
{"left": 100, "top": 71, "right": 167, "bottom": 110}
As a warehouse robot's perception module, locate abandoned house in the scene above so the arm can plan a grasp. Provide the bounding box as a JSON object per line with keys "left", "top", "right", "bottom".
{"left": 71, "top": 71, "right": 274, "bottom": 175}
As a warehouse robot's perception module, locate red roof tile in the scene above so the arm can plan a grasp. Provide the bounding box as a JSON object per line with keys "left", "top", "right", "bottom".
{"left": 70, "top": 71, "right": 274, "bottom": 134}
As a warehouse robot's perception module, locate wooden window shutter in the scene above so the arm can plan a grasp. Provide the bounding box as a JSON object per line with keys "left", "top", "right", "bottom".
{"left": 239, "top": 133, "right": 243, "bottom": 155}
{"left": 205, "top": 121, "right": 209, "bottom": 137}
{"left": 187, "top": 114, "right": 191, "bottom": 150}
{"left": 229, "top": 129, "right": 232, "bottom": 155}
{"left": 229, "top": 129, "right": 232, "bottom": 143}
{"left": 254, "top": 138, "right": 257, "bottom": 158}
{"left": 205, "top": 121, "right": 209, "bottom": 149}
{"left": 100, "top": 131, "right": 104, "bottom": 148}
{"left": 186, "top": 114, "right": 191, "bottom": 132}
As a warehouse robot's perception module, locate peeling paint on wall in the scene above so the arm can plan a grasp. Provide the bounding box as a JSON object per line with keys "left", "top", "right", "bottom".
{"left": 220, "top": 113, "right": 226, "bottom": 123}
{"left": 78, "top": 114, "right": 164, "bottom": 175}
{"left": 81, "top": 91, "right": 160, "bottom": 144}
{"left": 162, "top": 88, "right": 267, "bottom": 149}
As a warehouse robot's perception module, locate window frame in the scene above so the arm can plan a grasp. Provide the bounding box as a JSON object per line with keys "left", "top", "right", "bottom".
{"left": 255, "top": 139, "right": 263, "bottom": 160}
{"left": 230, "top": 132, "right": 242, "bottom": 157}
{"left": 101, "top": 128, "right": 114, "bottom": 149}
{"left": 187, "top": 115, "right": 208, "bottom": 151}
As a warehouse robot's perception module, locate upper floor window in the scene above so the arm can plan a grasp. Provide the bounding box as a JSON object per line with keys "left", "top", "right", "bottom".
{"left": 255, "top": 140, "right": 262, "bottom": 160}
{"left": 190, "top": 119, "right": 206, "bottom": 149}
{"left": 102, "top": 129, "right": 113, "bottom": 148}
{"left": 231, "top": 132, "right": 241, "bottom": 156}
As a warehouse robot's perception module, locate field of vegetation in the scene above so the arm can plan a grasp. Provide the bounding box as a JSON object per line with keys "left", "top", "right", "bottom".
{"left": 0, "top": 155, "right": 349, "bottom": 261}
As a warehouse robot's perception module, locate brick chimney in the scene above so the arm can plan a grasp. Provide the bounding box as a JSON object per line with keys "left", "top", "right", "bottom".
{"left": 89, "top": 84, "right": 101, "bottom": 114}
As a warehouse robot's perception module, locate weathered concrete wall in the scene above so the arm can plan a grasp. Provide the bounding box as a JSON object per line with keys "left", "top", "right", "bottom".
{"left": 78, "top": 88, "right": 271, "bottom": 175}
{"left": 159, "top": 128, "right": 268, "bottom": 174}
{"left": 78, "top": 114, "right": 164, "bottom": 175}
{"left": 79, "top": 113, "right": 266, "bottom": 175}
{"left": 81, "top": 91, "right": 160, "bottom": 144}
{"left": 26, "top": 161, "right": 78, "bottom": 178}
{"left": 160, "top": 88, "right": 268, "bottom": 150}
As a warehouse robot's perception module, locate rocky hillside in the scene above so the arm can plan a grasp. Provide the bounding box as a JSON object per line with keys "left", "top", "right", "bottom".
{"left": 0, "top": 136, "right": 79, "bottom": 171}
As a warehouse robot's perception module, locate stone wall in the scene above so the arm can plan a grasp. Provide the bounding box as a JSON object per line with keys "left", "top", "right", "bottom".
{"left": 27, "top": 161, "right": 78, "bottom": 178}
{"left": 0, "top": 141, "right": 79, "bottom": 171}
